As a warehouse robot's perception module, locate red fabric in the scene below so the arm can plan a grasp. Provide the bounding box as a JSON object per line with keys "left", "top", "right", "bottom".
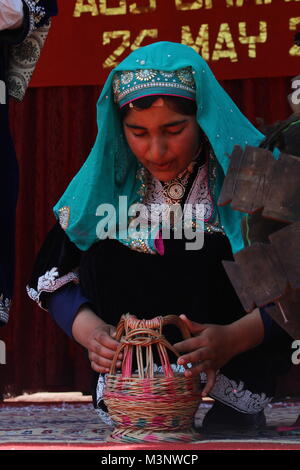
{"left": 32, "top": 1, "right": 300, "bottom": 86}
{"left": 1, "top": 77, "right": 299, "bottom": 398}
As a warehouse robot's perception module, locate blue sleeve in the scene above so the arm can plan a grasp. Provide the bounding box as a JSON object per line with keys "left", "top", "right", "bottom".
{"left": 259, "top": 306, "right": 273, "bottom": 342}
{"left": 48, "top": 283, "right": 90, "bottom": 338}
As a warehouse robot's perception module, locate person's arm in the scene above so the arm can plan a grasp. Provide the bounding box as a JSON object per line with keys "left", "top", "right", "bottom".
{"left": 173, "top": 309, "right": 265, "bottom": 396}
{"left": 27, "top": 222, "right": 121, "bottom": 373}
{"left": 71, "top": 305, "right": 122, "bottom": 374}
{"left": 0, "top": 1, "right": 57, "bottom": 46}
{"left": 47, "top": 283, "right": 91, "bottom": 338}
{"left": 0, "top": 0, "right": 24, "bottom": 31}
{"left": 228, "top": 308, "right": 264, "bottom": 355}
{"left": 48, "top": 286, "right": 122, "bottom": 374}
{"left": 0, "top": 0, "right": 28, "bottom": 45}
{"left": 174, "top": 308, "right": 264, "bottom": 378}
{"left": 27, "top": 222, "right": 82, "bottom": 309}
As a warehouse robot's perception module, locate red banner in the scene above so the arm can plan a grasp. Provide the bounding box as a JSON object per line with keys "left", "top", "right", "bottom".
{"left": 30, "top": 0, "right": 300, "bottom": 87}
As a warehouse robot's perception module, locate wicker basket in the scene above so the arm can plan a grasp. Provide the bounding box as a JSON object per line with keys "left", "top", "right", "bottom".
{"left": 103, "top": 314, "right": 202, "bottom": 443}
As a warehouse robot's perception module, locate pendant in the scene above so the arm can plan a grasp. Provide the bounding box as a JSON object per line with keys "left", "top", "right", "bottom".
{"left": 166, "top": 181, "right": 185, "bottom": 200}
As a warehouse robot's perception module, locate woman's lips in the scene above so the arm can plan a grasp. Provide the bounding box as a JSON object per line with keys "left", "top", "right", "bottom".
{"left": 151, "top": 161, "right": 174, "bottom": 171}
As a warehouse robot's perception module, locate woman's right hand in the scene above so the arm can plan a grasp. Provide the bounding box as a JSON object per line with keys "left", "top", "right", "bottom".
{"left": 86, "top": 323, "right": 123, "bottom": 374}
{"left": 71, "top": 305, "right": 121, "bottom": 374}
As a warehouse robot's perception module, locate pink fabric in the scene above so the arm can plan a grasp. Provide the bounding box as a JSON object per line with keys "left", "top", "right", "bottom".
{"left": 154, "top": 231, "right": 165, "bottom": 256}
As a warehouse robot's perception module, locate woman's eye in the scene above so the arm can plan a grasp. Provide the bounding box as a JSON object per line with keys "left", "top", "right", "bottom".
{"left": 133, "top": 132, "right": 147, "bottom": 137}
{"left": 167, "top": 128, "right": 184, "bottom": 135}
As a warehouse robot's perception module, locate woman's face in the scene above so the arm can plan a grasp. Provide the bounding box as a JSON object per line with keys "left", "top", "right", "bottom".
{"left": 123, "top": 98, "right": 201, "bottom": 182}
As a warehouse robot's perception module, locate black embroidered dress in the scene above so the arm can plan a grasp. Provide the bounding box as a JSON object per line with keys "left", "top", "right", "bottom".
{"left": 27, "top": 148, "right": 292, "bottom": 415}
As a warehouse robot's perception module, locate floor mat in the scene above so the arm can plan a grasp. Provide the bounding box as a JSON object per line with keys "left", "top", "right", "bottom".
{"left": 0, "top": 403, "right": 109, "bottom": 444}
{"left": 0, "top": 401, "right": 299, "bottom": 447}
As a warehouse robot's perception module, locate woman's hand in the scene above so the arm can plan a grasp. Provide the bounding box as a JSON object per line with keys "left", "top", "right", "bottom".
{"left": 86, "top": 323, "right": 123, "bottom": 374}
{"left": 173, "top": 310, "right": 264, "bottom": 396}
{"left": 71, "top": 305, "right": 121, "bottom": 374}
{"left": 174, "top": 315, "right": 236, "bottom": 396}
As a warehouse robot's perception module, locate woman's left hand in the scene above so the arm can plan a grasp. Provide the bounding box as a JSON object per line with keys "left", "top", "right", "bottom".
{"left": 174, "top": 310, "right": 264, "bottom": 396}
{"left": 173, "top": 314, "right": 238, "bottom": 396}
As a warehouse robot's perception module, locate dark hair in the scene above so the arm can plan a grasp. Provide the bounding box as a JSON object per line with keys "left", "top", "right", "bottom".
{"left": 120, "top": 95, "right": 197, "bottom": 119}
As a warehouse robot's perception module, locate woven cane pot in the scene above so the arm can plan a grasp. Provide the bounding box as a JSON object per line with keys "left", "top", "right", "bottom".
{"left": 103, "top": 314, "right": 202, "bottom": 443}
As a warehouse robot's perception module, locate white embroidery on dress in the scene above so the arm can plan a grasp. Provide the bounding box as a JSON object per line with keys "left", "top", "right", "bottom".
{"left": 23, "top": 0, "right": 47, "bottom": 34}
{"left": 37, "top": 267, "right": 59, "bottom": 291}
{"left": 94, "top": 407, "right": 115, "bottom": 427}
{"left": 58, "top": 207, "right": 71, "bottom": 231}
{"left": 96, "top": 374, "right": 115, "bottom": 427}
{"left": 209, "top": 373, "right": 272, "bottom": 414}
{"left": 26, "top": 268, "right": 79, "bottom": 310}
{"left": 141, "top": 163, "right": 213, "bottom": 228}
{"left": 37, "top": 268, "right": 79, "bottom": 293}
{"left": 0, "top": 294, "right": 11, "bottom": 324}
{"left": 184, "top": 163, "right": 214, "bottom": 222}
{"left": 26, "top": 286, "right": 39, "bottom": 302}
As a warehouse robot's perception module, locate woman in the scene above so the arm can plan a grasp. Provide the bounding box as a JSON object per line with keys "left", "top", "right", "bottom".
{"left": 0, "top": 0, "right": 57, "bottom": 326}
{"left": 27, "top": 42, "right": 291, "bottom": 433}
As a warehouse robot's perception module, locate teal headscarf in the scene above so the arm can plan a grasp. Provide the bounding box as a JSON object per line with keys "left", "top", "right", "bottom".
{"left": 53, "top": 41, "right": 264, "bottom": 254}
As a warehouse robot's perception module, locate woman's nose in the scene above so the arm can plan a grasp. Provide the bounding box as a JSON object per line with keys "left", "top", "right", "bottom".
{"left": 147, "top": 136, "right": 167, "bottom": 162}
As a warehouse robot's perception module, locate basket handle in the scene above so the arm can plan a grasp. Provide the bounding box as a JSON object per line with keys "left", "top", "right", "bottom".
{"left": 109, "top": 314, "right": 192, "bottom": 376}
{"left": 161, "top": 315, "right": 191, "bottom": 340}
{"left": 115, "top": 314, "right": 191, "bottom": 341}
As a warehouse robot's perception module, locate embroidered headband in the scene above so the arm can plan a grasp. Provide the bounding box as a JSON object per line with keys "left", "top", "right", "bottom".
{"left": 113, "top": 66, "right": 196, "bottom": 108}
